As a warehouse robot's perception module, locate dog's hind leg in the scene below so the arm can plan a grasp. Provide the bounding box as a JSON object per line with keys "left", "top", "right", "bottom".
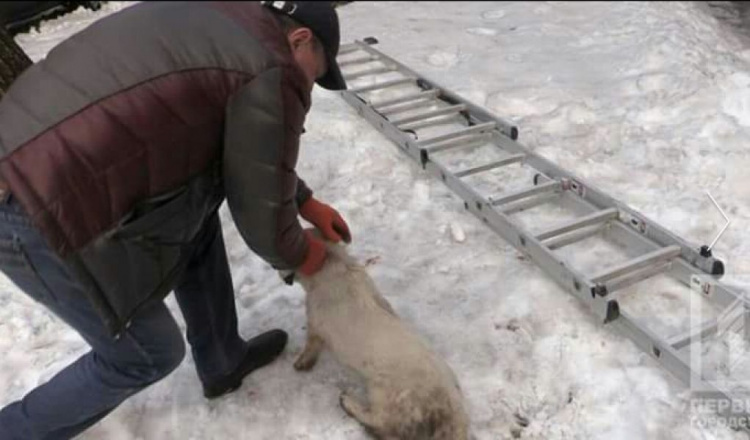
{"left": 293, "top": 334, "right": 324, "bottom": 371}
{"left": 340, "top": 391, "right": 389, "bottom": 437}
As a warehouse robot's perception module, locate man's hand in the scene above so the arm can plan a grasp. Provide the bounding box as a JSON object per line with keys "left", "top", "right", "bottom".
{"left": 299, "top": 197, "right": 352, "bottom": 244}
{"left": 297, "top": 229, "right": 327, "bottom": 276}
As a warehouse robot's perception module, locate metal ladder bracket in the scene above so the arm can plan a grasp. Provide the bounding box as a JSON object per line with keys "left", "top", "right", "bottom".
{"left": 561, "top": 178, "right": 585, "bottom": 197}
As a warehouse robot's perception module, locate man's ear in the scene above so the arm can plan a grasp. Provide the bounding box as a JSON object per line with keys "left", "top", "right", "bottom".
{"left": 287, "top": 27, "right": 315, "bottom": 50}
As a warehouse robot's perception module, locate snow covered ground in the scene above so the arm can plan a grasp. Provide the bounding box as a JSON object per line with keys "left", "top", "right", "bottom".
{"left": 3, "top": 1, "right": 750, "bottom": 439}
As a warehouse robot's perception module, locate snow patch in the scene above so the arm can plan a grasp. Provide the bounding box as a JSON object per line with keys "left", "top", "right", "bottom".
{"left": 721, "top": 72, "right": 750, "bottom": 127}
{"left": 426, "top": 50, "right": 461, "bottom": 68}
{"left": 481, "top": 10, "right": 506, "bottom": 21}
{"left": 450, "top": 223, "right": 466, "bottom": 243}
{"left": 3, "top": 1, "right": 750, "bottom": 439}
{"left": 466, "top": 27, "right": 498, "bottom": 37}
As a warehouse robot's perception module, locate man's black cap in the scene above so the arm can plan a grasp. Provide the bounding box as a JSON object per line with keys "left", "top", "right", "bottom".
{"left": 261, "top": 1, "right": 347, "bottom": 91}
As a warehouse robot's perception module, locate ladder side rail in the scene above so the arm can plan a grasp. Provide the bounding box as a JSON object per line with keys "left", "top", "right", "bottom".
{"left": 350, "top": 41, "right": 518, "bottom": 140}
{"left": 344, "top": 41, "right": 737, "bottom": 308}
{"left": 562, "top": 190, "right": 741, "bottom": 311}
{"left": 490, "top": 133, "right": 724, "bottom": 277}
{"left": 341, "top": 86, "right": 617, "bottom": 324}
{"left": 348, "top": 37, "right": 723, "bottom": 276}
{"left": 340, "top": 39, "right": 750, "bottom": 431}
{"left": 612, "top": 310, "right": 746, "bottom": 423}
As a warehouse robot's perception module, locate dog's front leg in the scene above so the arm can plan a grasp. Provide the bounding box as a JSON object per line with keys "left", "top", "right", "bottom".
{"left": 293, "top": 334, "right": 324, "bottom": 371}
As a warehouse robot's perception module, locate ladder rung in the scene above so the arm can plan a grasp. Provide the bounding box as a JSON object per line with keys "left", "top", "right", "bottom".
{"left": 378, "top": 99, "right": 437, "bottom": 116}
{"left": 453, "top": 154, "right": 525, "bottom": 178}
{"left": 417, "top": 122, "right": 497, "bottom": 146}
{"left": 590, "top": 245, "right": 681, "bottom": 284}
{"left": 535, "top": 208, "right": 619, "bottom": 241}
{"left": 543, "top": 224, "right": 604, "bottom": 250}
{"left": 669, "top": 319, "right": 719, "bottom": 350}
{"left": 500, "top": 192, "right": 560, "bottom": 215}
{"left": 398, "top": 114, "right": 464, "bottom": 132}
{"left": 603, "top": 261, "right": 672, "bottom": 293}
{"left": 668, "top": 306, "right": 743, "bottom": 350}
{"left": 422, "top": 134, "right": 491, "bottom": 154}
{"left": 372, "top": 89, "right": 441, "bottom": 109}
{"left": 392, "top": 104, "right": 467, "bottom": 127}
{"left": 343, "top": 66, "right": 395, "bottom": 81}
{"left": 339, "top": 55, "right": 379, "bottom": 68}
{"left": 349, "top": 78, "right": 415, "bottom": 94}
{"left": 490, "top": 181, "right": 561, "bottom": 206}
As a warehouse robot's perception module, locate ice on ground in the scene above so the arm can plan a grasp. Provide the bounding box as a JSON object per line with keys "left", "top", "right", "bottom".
{"left": 2, "top": 1, "right": 750, "bottom": 439}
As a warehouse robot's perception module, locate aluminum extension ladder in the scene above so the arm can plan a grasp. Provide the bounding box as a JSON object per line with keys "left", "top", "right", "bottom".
{"left": 335, "top": 37, "right": 750, "bottom": 428}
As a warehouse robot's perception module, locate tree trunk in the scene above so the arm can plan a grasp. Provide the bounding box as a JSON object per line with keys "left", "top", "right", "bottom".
{"left": 0, "top": 26, "right": 31, "bottom": 95}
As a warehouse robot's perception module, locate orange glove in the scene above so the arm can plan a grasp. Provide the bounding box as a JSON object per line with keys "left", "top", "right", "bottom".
{"left": 297, "top": 230, "right": 327, "bottom": 276}
{"left": 299, "top": 198, "right": 352, "bottom": 244}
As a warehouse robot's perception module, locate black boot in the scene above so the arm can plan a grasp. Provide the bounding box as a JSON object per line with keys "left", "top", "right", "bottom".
{"left": 202, "top": 329, "right": 288, "bottom": 399}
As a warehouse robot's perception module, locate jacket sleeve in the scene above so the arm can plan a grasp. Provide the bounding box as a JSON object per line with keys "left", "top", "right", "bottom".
{"left": 296, "top": 177, "right": 313, "bottom": 207}
{"left": 223, "top": 67, "right": 309, "bottom": 270}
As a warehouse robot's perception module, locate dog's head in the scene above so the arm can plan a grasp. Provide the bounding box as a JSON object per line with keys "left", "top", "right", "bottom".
{"left": 281, "top": 228, "right": 360, "bottom": 288}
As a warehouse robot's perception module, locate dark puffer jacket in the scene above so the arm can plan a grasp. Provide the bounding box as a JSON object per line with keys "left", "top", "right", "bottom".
{"left": 0, "top": 1, "right": 314, "bottom": 336}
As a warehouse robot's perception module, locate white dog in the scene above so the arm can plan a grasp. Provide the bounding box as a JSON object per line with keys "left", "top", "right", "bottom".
{"left": 293, "top": 239, "right": 470, "bottom": 440}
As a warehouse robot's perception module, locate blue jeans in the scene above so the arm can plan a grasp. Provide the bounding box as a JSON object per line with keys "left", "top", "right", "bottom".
{"left": 0, "top": 195, "right": 247, "bottom": 439}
